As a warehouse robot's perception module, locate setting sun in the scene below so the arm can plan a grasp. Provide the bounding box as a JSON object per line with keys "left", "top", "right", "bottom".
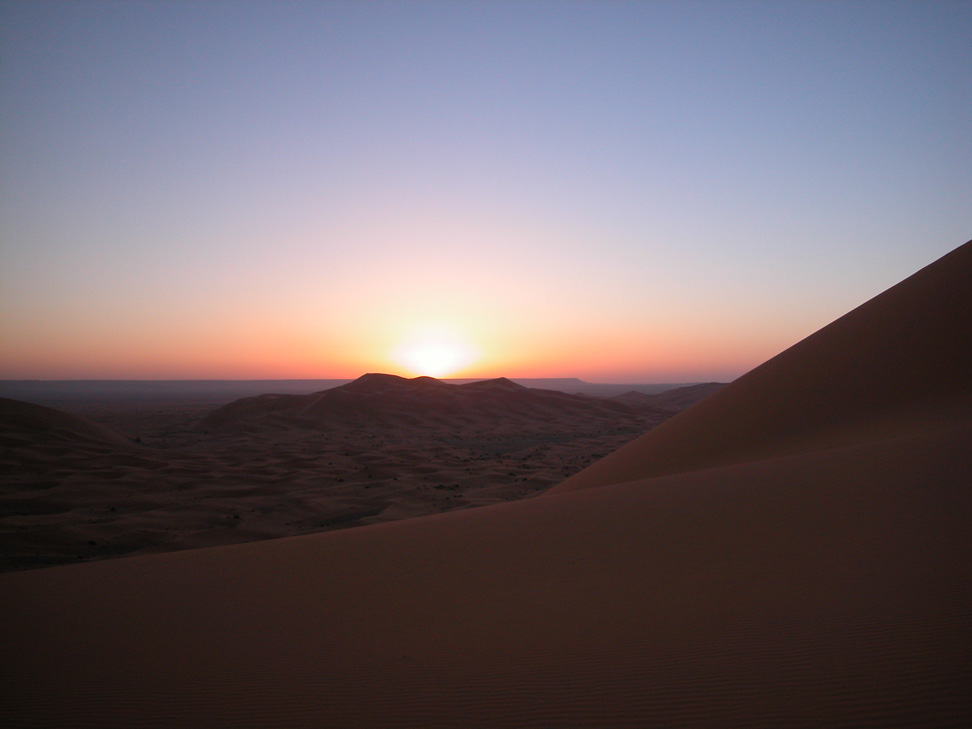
{"left": 390, "top": 326, "right": 479, "bottom": 378}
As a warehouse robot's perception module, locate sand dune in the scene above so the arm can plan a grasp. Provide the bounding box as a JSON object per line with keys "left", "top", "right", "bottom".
{"left": 202, "top": 374, "right": 668, "bottom": 430}
{"left": 1, "top": 377, "right": 673, "bottom": 572}
{"left": 1, "top": 240, "right": 970, "bottom": 727}
{"left": 3, "top": 420, "right": 969, "bottom": 727}
{"left": 0, "top": 397, "right": 139, "bottom": 450}
{"left": 552, "top": 240, "right": 972, "bottom": 492}
{"left": 610, "top": 381, "right": 725, "bottom": 411}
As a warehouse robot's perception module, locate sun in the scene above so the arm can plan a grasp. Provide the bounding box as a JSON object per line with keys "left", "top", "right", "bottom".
{"left": 390, "top": 326, "right": 479, "bottom": 378}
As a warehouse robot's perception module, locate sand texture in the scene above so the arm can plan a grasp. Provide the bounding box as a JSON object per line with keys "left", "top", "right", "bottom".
{"left": 1, "top": 379, "right": 677, "bottom": 572}
{"left": 2, "top": 240, "right": 971, "bottom": 727}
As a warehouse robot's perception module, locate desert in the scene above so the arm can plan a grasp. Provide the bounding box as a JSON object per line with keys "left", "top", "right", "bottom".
{"left": 1, "top": 240, "right": 970, "bottom": 727}
{"left": 0, "top": 376, "right": 715, "bottom": 572}
{"left": 4, "top": 2, "right": 969, "bottom": 725}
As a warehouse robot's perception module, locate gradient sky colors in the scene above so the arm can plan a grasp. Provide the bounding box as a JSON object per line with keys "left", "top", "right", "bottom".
{"left": 2, "top": 0, "right": 970, "bottom": 382}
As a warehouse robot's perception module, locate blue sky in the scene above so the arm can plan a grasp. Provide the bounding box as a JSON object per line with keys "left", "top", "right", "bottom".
{"left": 1, "top": 0, "right": 970, "bottom": 381}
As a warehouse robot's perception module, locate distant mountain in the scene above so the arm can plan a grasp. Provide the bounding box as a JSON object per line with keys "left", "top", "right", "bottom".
{"left": 201, "top": 373, "right": 673, "bottom": 431}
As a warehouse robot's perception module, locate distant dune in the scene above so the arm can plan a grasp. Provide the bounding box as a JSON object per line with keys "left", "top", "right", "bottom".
{"left": 0, "top": 375, "right": 684, "bottom": 572}
{"left": 0, "top": 397, "right": 137, "bottom": 449}
{"left": 0, "top": 379, "right": 356, "bottom": 403}
{"left": 201, "top": 374, "right": 673, "bottom": 430}
{"left": 1, "top": 240, "right": 970, "bottom": 727}
{"left": 610, "top": 381, "right": 725, "bottom": 411}
{"left": 0, "top": 377, "right": 698, "bottom": 407}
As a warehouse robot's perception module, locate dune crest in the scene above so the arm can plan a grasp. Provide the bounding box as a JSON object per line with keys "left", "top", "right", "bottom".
{"left": 551, "top": 240, "right": 972, "bottom": 492}
{"left": 201, "top": 372, "right": 670, "bottom": 431}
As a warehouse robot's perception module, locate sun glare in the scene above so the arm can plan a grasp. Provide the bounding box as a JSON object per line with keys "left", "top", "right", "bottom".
{"left": 391, "top": 326, "right": 479, "bottom": 378}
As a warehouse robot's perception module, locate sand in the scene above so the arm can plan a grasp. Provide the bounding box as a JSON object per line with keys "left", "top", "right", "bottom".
{"left": 1, "top": 239, "right": 970, "bottom": 727}
{"left": 552, "top": 240, "right": 972, "bottom": 492}
{"left": 1, "top": 378, "right": 677, "bottom": 572}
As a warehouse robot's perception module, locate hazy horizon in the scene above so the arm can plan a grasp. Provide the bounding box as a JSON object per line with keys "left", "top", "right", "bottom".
{"left": 2, "top": 0, "right": 970, "bottom": 383}
{"left": 0, "top": 375, "right": 707, "bottom": 383}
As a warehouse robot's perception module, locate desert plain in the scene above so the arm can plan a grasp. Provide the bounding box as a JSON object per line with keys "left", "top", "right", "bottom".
{"left": 1, "top": 239, "right": 970, "bottom": 727}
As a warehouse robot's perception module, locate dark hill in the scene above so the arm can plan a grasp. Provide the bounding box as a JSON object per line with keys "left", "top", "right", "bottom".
{"left": 0, "top": 397, "right": 137, "bottom": 449}
{"left": 200, "top": 374, "right": 672, "bottom": 431}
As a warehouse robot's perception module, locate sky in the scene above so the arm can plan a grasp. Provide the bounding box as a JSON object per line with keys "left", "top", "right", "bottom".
{"left": 1, "top": 0, "right": 970, "bottom": 383}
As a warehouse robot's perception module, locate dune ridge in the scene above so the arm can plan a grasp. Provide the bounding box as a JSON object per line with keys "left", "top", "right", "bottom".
{"left": 551, "top": 240, "right": 972, "bottom": 492}
{"left": 200, "top": 373, "right": 666, "bottom": 431}
{"left": 1, "top": 239, "right": 970, "bottom": 727}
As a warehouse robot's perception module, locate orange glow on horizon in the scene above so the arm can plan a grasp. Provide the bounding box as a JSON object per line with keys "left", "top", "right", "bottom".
{"left": 0, "top": 313, "right": 771, "bottom": 382}
{"left": 0, "top": 291, "right": 781, "bottom": 383}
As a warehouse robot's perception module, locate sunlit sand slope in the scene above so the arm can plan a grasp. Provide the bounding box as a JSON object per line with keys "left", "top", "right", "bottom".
{"left": 551, "top": 240, "right": 972, "bottom": 492}
{"left": 1, "top": 240, "right": 970, "bottom": 727}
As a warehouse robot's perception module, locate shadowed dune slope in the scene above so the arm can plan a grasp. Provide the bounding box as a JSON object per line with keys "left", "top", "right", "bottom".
{"left": 1, "top": 240, "right": 971, "bottom": 727}
{"left": 551, "top": 239, "right": 972, "bottom": 493}
{"left": 0, "top": 397, "right": 136, "bottom": 449}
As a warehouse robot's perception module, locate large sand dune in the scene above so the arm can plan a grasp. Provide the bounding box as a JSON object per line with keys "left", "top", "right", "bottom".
{"left": 2, "top": 240, "right": 970, "bottom": 727}
{"left": 552, "top": 240, "right": 972, "bottom": 492}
